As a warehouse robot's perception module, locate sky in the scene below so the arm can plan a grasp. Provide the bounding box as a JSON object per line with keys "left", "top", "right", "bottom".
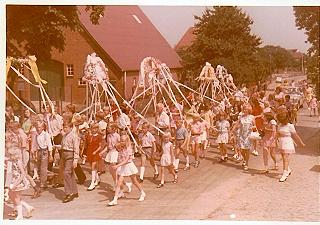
{"left": 140, "top": 6, "right": 311, "bottom": 53}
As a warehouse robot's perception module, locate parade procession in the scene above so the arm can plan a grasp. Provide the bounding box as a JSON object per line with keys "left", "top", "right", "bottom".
{"left": 3, "top": 4, "right": 319, "bottom": 221}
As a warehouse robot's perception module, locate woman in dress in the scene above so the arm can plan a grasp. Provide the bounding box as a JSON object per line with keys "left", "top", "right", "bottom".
{"left": 157, "top": 132, "right": 178, "bottom": 188}
{"left": 6, "top": 147, "right": 34, "bottom": 219}
{"left": 261, "top": 112, "right": 278, "bottom": 173}
{"left": 86, "top": 123, "right": 103, "bottom": 191}
{"left": 108, "top": 135, "right": 146, "bottom": 206}
{"left": 276, "top": 111, "right": 305, "bottom": 182}
{"left": 231, "top": 103, "right": 256, "bottom": 170}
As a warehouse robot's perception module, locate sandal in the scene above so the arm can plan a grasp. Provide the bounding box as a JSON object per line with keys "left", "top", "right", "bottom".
{"left": 173, "top": 177, "right": 178, "bottom": 184}
{"left": 8, "top": 210, "right": 17, "bottom": 217}
{"left": 183, "top": 166, "right": 190, "bottom": 171}
{"left": 157, "top": 183, "right": 164, "bottom": 188}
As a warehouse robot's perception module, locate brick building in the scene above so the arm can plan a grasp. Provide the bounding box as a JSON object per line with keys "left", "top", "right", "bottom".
{"left": 8, "top": 6, "right": 182, "bottom": 108}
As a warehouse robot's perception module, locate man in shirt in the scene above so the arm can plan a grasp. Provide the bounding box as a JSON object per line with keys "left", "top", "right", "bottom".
{"left": 61, "top": 122, "right": 80, "bottom": 203}
{"left": 46, "top": 106, "right": 63, "bottom": 171}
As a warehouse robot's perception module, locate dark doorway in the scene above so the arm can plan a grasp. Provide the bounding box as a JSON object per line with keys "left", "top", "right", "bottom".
{"left": 30, "top": 59, "right": 64, "bottom": 102}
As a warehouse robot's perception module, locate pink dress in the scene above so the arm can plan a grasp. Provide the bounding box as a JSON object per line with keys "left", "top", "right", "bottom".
{"left": 105, "top": 133, "right": 120, "bottom": 163}
{"left": 262, "top": 119, "right": 277, "bottom": 148}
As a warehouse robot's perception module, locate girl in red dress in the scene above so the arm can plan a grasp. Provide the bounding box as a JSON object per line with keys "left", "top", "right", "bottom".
{"left": 86, "top": 123, "right": 103, "bottom": 191}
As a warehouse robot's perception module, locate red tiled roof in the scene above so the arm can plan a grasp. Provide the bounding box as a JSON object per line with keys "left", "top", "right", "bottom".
{"left": 174, "top": 26, "right": 196, "bottom": 51}
{"left": 78, "top": 6, "right": 181, "bottom": 71}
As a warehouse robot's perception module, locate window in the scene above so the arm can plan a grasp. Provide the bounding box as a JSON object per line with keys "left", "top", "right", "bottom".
{"left": 78, "top": 78, "right": 86, "bottom": 86}
{"left": 66, "top": 64, "right": 74, "bottom": 77}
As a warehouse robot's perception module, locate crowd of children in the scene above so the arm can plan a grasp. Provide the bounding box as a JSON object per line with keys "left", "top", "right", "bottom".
{"left": 4, "top": 84, "right": 310, "bottom": 219}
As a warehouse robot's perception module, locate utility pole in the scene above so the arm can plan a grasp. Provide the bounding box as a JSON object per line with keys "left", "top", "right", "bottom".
{"left": 301, "top": 54, "right": 304, "bottom": 76}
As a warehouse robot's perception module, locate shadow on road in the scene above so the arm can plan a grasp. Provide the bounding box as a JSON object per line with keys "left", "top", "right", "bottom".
{"left": 295, "top": 127, "right": 320, "bottom": 157}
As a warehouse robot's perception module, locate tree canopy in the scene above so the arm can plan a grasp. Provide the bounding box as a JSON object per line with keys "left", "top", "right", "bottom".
{"left": 177, "top": 6, "right": 263, "bottom": 85}
{"left": 6, "top": 5, "right": 105, "bottom": 60}
{"left": 293, "top": 6, "right": 320, "bottom": 96}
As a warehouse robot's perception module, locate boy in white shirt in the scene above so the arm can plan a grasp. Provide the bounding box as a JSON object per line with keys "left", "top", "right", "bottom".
{"left": 35, "top": 121, "right": 53, "bottom": 189}
{"left": 138, "top": 123, "right": 159, "bottom": 182}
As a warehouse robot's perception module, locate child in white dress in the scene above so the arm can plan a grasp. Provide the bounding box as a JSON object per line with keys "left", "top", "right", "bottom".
{"left": 5, "top": 147, "right": 34, "bottom": 219}
{"left": 214, "top": 112, "right": 230, "bottom": 162}
{"left": 108, "top": 136, "right": 146, "bottom": 206}
{"left": 99, "top": 123, "right": 120, "bottom": 190}
{"left": 157, "top": 133, "right": 178, "bottom": 188}
{"left": 276, "top": 112, "right": 305, "bottom": 182}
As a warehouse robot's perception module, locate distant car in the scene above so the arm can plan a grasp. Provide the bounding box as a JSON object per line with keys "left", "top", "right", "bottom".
{"left": 276, "top": 76, "right": 282, "bottom": 83}
{"left": 285, "top": 87, "right": 303, "bottom": 108}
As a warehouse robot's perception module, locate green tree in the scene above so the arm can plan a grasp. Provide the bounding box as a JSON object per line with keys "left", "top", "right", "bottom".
{"left": 177, "top": 6, "right": 262, "bottom": 85}
{"left": 6, "top": 5, "right": 105, "bottom": 60}
{"left": 261, "top": 45, "right": 299, "bottom": 73}
{"left": 293, "top": 6, "right": 320, "bottom": 96}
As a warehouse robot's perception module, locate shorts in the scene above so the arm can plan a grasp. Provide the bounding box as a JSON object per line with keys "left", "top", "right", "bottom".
{"left": 140, "top": 147, "right": 154, "bottom": 159}
{"left": 175, "top": 139, "right": 185, "bottom": 149}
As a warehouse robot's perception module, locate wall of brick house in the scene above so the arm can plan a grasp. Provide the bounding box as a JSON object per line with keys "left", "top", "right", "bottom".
{"left": 49, "top": 28, "right": 124, "bottom": 106}
{"left": 50, "top": 28, "right": 94, "bottom": 105}
{"left": 123, "top": 71, "right": 139, "bottom": 100}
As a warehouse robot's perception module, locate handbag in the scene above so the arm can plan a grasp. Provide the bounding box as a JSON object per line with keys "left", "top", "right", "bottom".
{"left": 249, "top": 131, "right": 261, "bottom": 140}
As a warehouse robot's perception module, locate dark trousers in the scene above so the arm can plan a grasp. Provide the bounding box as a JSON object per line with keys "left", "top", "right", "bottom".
{"left": 63, "top": 151, "right": 78, "bottom": 195}
{"left": 37, "top": 149, "right": 48, "bottom": 186}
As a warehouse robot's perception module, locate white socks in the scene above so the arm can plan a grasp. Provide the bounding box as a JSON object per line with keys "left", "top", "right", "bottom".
{"left": 139, "top": 190, "right": 146, "bottom": 201}
{"left": 154, "top": 165, "right": 159, "bottom": 174}
{"left": 91, "top": 171, "right": 96, "bottom": 184}
{"left": 88, "top": 171, "right": 97, "bottom": 190}
{"left": 94, "top": 171, "right": 100, "bottom": 185}
{"left": 140, "top": 167, "right": 145, "bottom": 180}
{"left": 185, "top": 156, "right": 190, "bottom": 167}
{"left": 16, "top": 204, "right": 23, "bottom": 220}
{"left": 125, "top": 182, "right": 132, "bottom": 193}
{"left": 174, "top": 159, "right": 180, "bottom": 169}
{"left": 21, "top": 200, "right": 32, "bottom": 210}
{"left": 33, "top": 169, "right": 39, "bottom": 179}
